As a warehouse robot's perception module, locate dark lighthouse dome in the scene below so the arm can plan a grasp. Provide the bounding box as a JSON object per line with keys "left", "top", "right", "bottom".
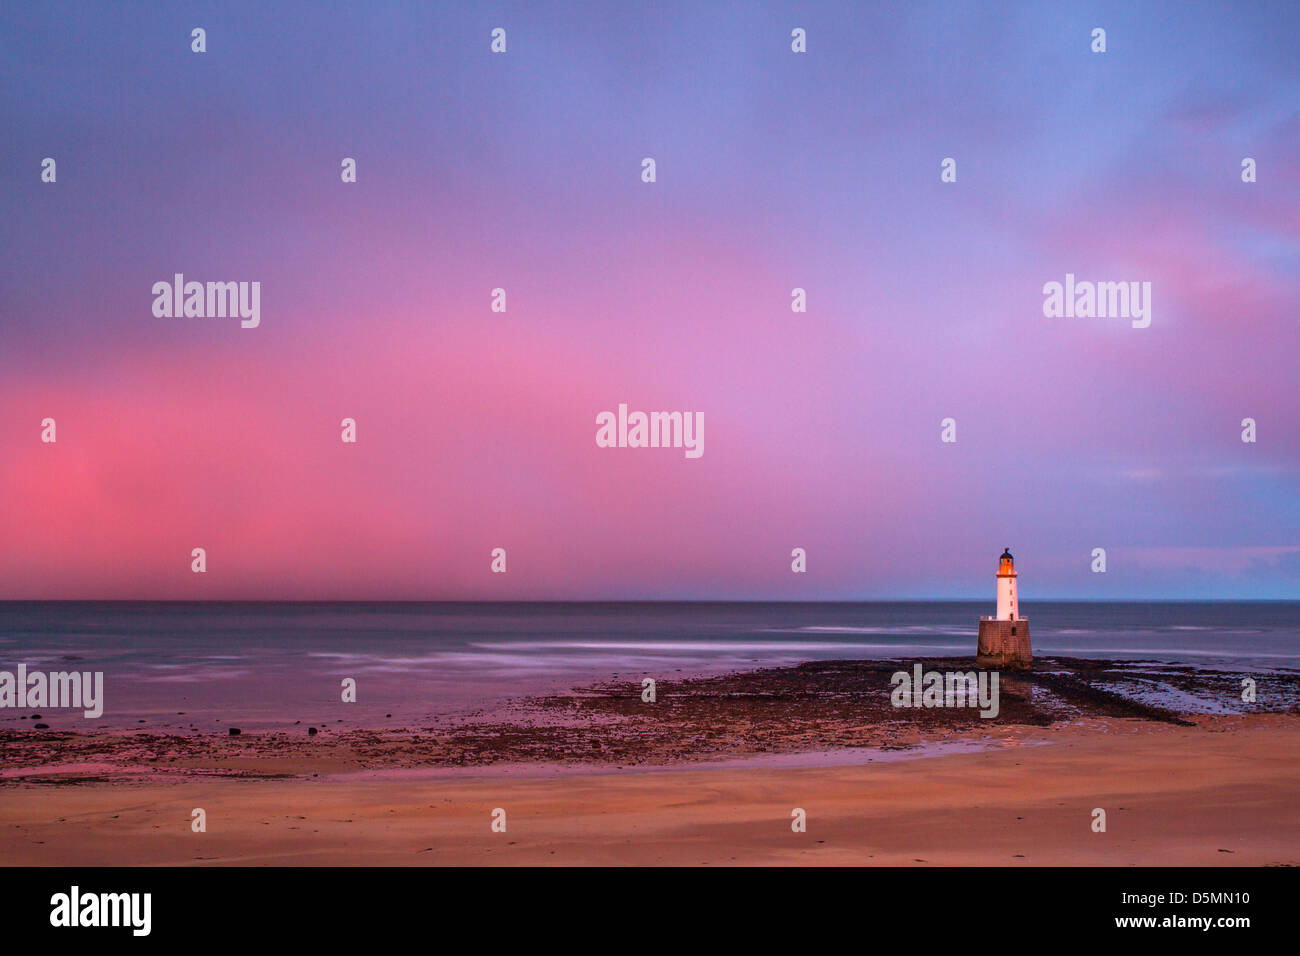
{"left": 1000, "top": 548, "right": 1013, "bottom": 562}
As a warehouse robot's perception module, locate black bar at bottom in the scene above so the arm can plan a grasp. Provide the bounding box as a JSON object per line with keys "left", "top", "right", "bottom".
{"left": 0, "top": 865, "right": 1285, "bottom": 942}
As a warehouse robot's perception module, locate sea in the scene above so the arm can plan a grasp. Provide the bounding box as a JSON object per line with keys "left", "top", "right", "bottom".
{"left": 1, "top": 601, "right": 1296, "bottom": 732}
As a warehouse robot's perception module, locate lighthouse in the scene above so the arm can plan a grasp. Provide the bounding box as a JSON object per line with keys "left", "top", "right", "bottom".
{"left": 977, "top": 548, "right": 1032, "bottom": 669}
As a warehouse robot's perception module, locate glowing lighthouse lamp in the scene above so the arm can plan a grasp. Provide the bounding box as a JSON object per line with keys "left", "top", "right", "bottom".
{"left": 976, "top": 548, "right": 1032, "bottom": 669}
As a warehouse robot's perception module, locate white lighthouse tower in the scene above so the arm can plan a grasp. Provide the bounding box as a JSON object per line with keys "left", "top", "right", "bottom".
{"left": 996, "top": 547, "right": 1019, "bottom": 620}
{"left": 977, "top": 547, "right": 1031, "bottom": 669}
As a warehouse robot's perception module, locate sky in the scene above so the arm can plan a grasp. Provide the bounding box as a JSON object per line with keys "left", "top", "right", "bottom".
{"left": 1, "top": 1, "right": 1297, "bottom": 600}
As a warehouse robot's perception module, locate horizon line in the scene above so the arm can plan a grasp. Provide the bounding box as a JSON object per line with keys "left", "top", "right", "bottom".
{"left": 1, "top": 597, "right": 1297, "bottom": 605}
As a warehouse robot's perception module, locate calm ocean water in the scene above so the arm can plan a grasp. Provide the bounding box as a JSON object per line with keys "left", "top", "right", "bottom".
{"left": 1, "top": 601, "right": 1297, "bottom": 732}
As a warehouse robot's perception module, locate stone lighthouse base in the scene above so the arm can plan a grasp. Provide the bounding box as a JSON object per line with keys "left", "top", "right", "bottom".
{"left": 977, "top": 619, "right": 1032, "bottom": 670}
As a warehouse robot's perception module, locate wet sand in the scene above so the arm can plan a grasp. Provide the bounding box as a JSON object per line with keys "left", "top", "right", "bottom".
{"left": 2, "top": 657, "right": 1298, "bottom": 865}
{"left": 2, "top": 715, "right": 1297, "bottom": 865}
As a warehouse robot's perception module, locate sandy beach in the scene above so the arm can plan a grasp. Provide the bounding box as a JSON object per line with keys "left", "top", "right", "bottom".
{"left": 3, "top": 715, "right": 1298, "bottom": 866}
{"left": 3, "top": 657, "right": 1298, "bottom": 865}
